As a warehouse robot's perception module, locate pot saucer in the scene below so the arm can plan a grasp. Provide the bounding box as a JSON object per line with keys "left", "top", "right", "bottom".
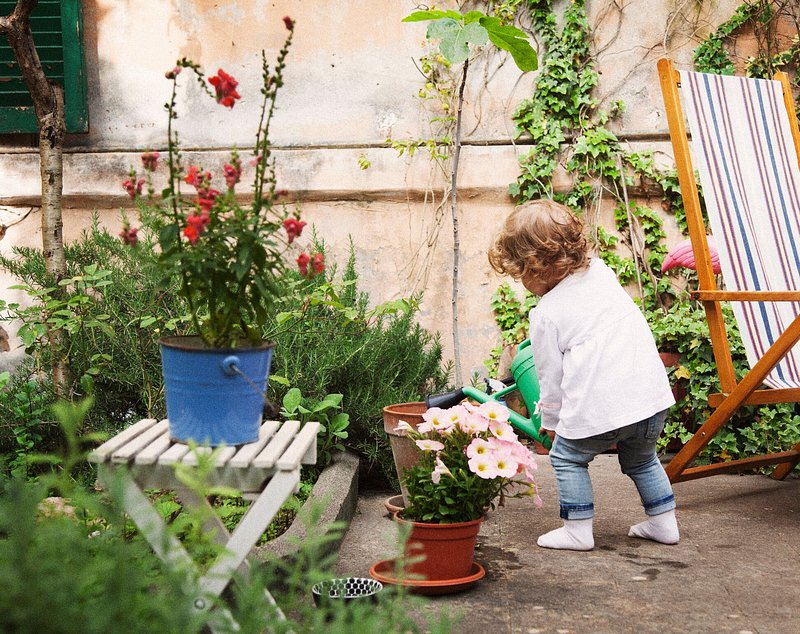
{"left": 383, "top": 495, "right": 405, "bottom": 516}
{"left": 369, "top": 559, "right": 485, "bottom": 595}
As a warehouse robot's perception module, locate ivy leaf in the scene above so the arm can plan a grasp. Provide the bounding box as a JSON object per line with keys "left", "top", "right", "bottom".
{"left": 480, "top": 17, "right": 538, "bottom": 72}
{"left": 427, "top": 18, "right": 488, "bottom": 65}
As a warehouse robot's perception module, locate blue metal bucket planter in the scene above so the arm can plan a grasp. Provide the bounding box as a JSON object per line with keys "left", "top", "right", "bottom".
{"left": 159, "top": 336, "right": 274, "bottom": 446}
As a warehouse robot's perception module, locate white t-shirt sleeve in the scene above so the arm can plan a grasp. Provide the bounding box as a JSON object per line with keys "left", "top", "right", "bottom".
{"left": 529, "top": 309, "right": 562, "bottom": 431}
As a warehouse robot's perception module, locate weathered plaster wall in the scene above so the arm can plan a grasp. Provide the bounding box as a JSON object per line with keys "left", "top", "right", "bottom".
{"left": 0, "top": 0, "right": 744, "bottom": 379}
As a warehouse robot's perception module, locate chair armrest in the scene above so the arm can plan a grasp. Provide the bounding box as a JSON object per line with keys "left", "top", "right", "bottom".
{"left": 691, "top": 290, "right": 800, "bottom": 302}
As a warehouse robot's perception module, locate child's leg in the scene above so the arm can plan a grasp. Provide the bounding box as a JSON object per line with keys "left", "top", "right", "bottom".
{"left": 538, "top": 434, "right": 610, "bottom": 551}
{"left": 617, "top": 411, "right": 679, "bottom": 544}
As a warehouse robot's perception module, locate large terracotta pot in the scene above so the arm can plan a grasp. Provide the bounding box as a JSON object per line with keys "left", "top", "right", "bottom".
{"left": 395, "top": 514, "right": 482, "bottom": 581}
{"left": 382, "top": 402, "right": 427, "bottom": 504}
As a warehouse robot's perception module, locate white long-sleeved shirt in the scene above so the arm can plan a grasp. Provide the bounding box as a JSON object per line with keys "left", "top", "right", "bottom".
{"left": 529, "top": 258, "right": 674, "bottom": 439}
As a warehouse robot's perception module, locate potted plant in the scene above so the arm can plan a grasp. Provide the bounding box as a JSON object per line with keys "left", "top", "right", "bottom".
{"left": 119, "top": 17, "right": 320, "bottom": 446}
{"left": 374, "top": 401, "right": 540, "bottom": 587}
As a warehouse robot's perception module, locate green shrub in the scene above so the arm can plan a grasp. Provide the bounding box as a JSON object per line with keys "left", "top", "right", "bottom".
{"left": 0, "top": 218, "right": 186, "bottom": 432}
{"left": 267, "top": 245, "right": 451, "bottom": 485}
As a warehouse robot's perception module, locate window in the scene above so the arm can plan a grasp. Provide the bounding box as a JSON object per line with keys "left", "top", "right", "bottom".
{"left": 0, "top": 0, "right": 88, "bottom": 133}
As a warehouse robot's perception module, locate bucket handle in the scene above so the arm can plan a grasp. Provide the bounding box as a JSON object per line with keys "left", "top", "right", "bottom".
{"left": 221, "top": 356, "right": 267, "bottom": 402}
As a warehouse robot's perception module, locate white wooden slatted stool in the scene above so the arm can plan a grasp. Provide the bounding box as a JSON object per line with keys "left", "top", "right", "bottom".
{"left": 89, "top": 418, "right": 320, "bottom": 628}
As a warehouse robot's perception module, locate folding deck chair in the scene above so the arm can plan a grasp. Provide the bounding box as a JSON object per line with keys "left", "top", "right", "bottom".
{"left": 657, "top": 58, "right": 800, "bottom": 483}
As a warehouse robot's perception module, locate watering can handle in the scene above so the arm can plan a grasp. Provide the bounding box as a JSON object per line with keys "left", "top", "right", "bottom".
{"left": 518, "top": 338, "right": 531, "bottom": 351}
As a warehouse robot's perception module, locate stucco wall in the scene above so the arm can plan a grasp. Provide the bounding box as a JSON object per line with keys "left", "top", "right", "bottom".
{"left": 0, "top": 0, "right": 745, "bottom": 379}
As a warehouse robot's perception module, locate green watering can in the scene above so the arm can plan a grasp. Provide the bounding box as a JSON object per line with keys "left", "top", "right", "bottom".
{"left": 425, "top": 339, "right": 552, "bottom": 449}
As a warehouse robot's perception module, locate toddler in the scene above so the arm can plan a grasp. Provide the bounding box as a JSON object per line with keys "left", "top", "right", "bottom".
{"left": 488, "top": 199, "right": 679, "bottom": 550}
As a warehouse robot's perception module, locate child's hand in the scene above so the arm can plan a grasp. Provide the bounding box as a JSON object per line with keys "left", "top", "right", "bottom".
{"left": 541, "top": 429, "right": 556, "bottom": 442}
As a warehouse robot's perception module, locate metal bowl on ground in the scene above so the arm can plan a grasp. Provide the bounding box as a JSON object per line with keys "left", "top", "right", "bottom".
{"left": 311, "top": 577, "right": 383, "bottom": 606}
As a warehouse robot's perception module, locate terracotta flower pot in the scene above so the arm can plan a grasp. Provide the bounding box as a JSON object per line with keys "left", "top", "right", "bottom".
{"left": 382, "top": 402, "right": 427, "bottom": 504}
{"left": 395, "top": 513, "right": 482, "bottom": 581}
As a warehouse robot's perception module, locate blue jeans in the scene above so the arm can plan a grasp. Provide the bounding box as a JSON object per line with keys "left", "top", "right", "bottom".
{"left": 549, "top": 410, "right": 675, "bottom": 520}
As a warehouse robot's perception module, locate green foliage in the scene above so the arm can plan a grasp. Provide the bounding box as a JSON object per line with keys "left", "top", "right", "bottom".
{"left": 0, "top": 219, "right": 186, "bottom": 438}
{"left": 267, "top": 245, "right": 450, "bottom": 485}
{"left": 485, "top": 283, "right": 537, "bottom": 377}
{"left": 0, "top": 403, "right": 456, "bottom": 633}
{"left": 402, "top": 9, "right": 538, "bottom": 70}
{"left": 0, "top": 371, "right": 52, "bottom": 477}
{"left": 511, "top": 0, "right": 680, "bottom": 311}
{"left": 694, "top": 1, "right": 799, "bottom": 114}
{"left": 281, "top": 387, "right": 350, "bottom": 471}
{"left": 647, "top": 301, "right": 800, "bottom": 469}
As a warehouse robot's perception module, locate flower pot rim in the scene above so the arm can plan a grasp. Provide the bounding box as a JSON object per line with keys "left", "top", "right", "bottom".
{"left": 393, "top": 511, "right": 484, "bottom": 528}
{"left": 159, "top": 335, "right": 275, "bottom": 352}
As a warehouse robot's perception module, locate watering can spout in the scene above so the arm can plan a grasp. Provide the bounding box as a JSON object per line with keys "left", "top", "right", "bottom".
{"left": 425, "top": 388, "right": 466, "bottom": 410}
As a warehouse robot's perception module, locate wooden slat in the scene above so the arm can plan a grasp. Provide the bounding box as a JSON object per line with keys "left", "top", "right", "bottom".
{"left": 253, "top": 420, "right": 300, "bottom": 469}
{"left": 276, "top": 422, "right": 320, "bottom": 470}
{"left": 88, "top": 418, "right": 157, "bottom": 463}
{"left": 229, "top": 420, "right": 280, "bottom": 468}
{"left": 692, "top": 290, "right": 800, "bottom": 302}
{"left": 708, "top": 387, "right": 800, "bottom": 408}
{"left": 672, "top": 451, "right": 800, "bottom": 483}
{"left": 182, "top": 445, "right": 237, "bottom": 467}
{"left": 134, "top": 426, "right": 172, "bottom": 465}
{"left": 158, "top": 442, "right": 191, "bottom": 466}
{"left": 111, "top": 420, "right": 170, "bottom": 464}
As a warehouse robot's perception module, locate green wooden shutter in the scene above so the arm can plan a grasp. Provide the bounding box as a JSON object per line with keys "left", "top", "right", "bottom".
{"left": 0, "top": 0, "right": 88, "bottom": 133}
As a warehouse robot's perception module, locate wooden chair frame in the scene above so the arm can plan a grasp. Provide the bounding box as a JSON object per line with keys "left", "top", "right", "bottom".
{"left": 657, "top": 58, "right": 800, "bottom": 483}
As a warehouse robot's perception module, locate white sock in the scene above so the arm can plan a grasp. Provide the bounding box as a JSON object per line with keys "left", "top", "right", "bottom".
{"left": 628, "top": 509, "right": 679, "bottom": 544}
{"left": 537, "top": 518, "right": 594, "bottom": 551}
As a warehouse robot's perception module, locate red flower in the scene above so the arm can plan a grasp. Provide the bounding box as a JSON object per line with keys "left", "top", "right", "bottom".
{"left": 184, "top": 165, "right": 201, "bottom": 188}
{"left": 283, "top": 16, "right": 295, "bottom": 31}
{"left": 118, "top": 226, "right": 138, "bottom": 246}
{"left": 122, "top": 178, "right": 145, "bottom": 199}
{"left": 140, "top": 151, "right": 160, "bottom": 172}
{"left": 196, "top": 188, "right": 220, "bottom": 212}
{"left": 283, "top": 218, "right": 307, "bottom": 243}
{"left": 223, "top": 161, "right": 242, "bottom": 189}
{"left": 183, "top": 224, "right": 200, "bottom": 245}
{"left": 311, "top": 252, "right": 324, "bottom": 275}
{"left": 208, "top": 69, "right": 241, "bottom": 109}
{"left": 297, "top": 252, "right": 310, "bottom": 276}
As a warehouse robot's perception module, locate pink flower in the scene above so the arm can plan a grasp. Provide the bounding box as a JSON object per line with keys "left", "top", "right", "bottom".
{"left": 468, "top": 455, "right": 499, "bottom": 479}
{"left": 297, "top": 252, "right": 310, "bottom": 276}
{"left": 478, "top": 401, "right": 510, "bottom": 424}
{"left": 489, "top": 419, "right": 518, "bottom": 442}
{"left": 393, "top": 420, "right": 415, "bottom": 434}
{"left": 492, "top": 451, "right": 520, "bottom": 478}
{"left": 209, "top": 69, "right": 241, "bottom": 108}
{"left": 283, "top": 218, "right": 307, "bottom": 244}
{"left": 459, "top": 412, "right": 489, "bottom": 434}
{"left": 431, "top": 457, "right": 452, "bottom": 484}
{"left": 140, "top": 151, "right": 160, "bottom": 172}
{"left": 415, "top": 439, "right": 444, "bottom": 452}
{"left": 283, "top": 16, "right": 295, "bottom": 30}
{"left": 165, "top": 66, "right": 182, "bottom": 79}
{"left": 223, "top": 161, "right": 241, "bottom": 189}
{"left": 466, "top": 438, "right": 492, "bottom": 460}
{"left": 422, "top": 407, "right": 455, "bottom": 433}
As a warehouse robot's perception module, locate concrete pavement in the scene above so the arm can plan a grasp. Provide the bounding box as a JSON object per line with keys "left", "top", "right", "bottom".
{"left": 334, "top": 453, "right": 800, "bottom": 634}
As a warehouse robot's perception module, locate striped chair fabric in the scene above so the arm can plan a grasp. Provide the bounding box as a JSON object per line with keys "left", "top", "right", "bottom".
{"left": 680, "top": 70, "right": 800, "bottom": 390}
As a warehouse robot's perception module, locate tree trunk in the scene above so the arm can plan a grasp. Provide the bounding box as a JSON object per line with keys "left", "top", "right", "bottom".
{"left": 1, "top": 0, "right": 69, "bottom": 393}
{"left": 449, "top": 59, "right": 469, "bottom": 387}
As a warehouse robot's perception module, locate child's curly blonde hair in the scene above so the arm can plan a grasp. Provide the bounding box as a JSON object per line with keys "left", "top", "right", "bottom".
{"left": 488, "top": 199, "right": 590, "bottom": 285}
